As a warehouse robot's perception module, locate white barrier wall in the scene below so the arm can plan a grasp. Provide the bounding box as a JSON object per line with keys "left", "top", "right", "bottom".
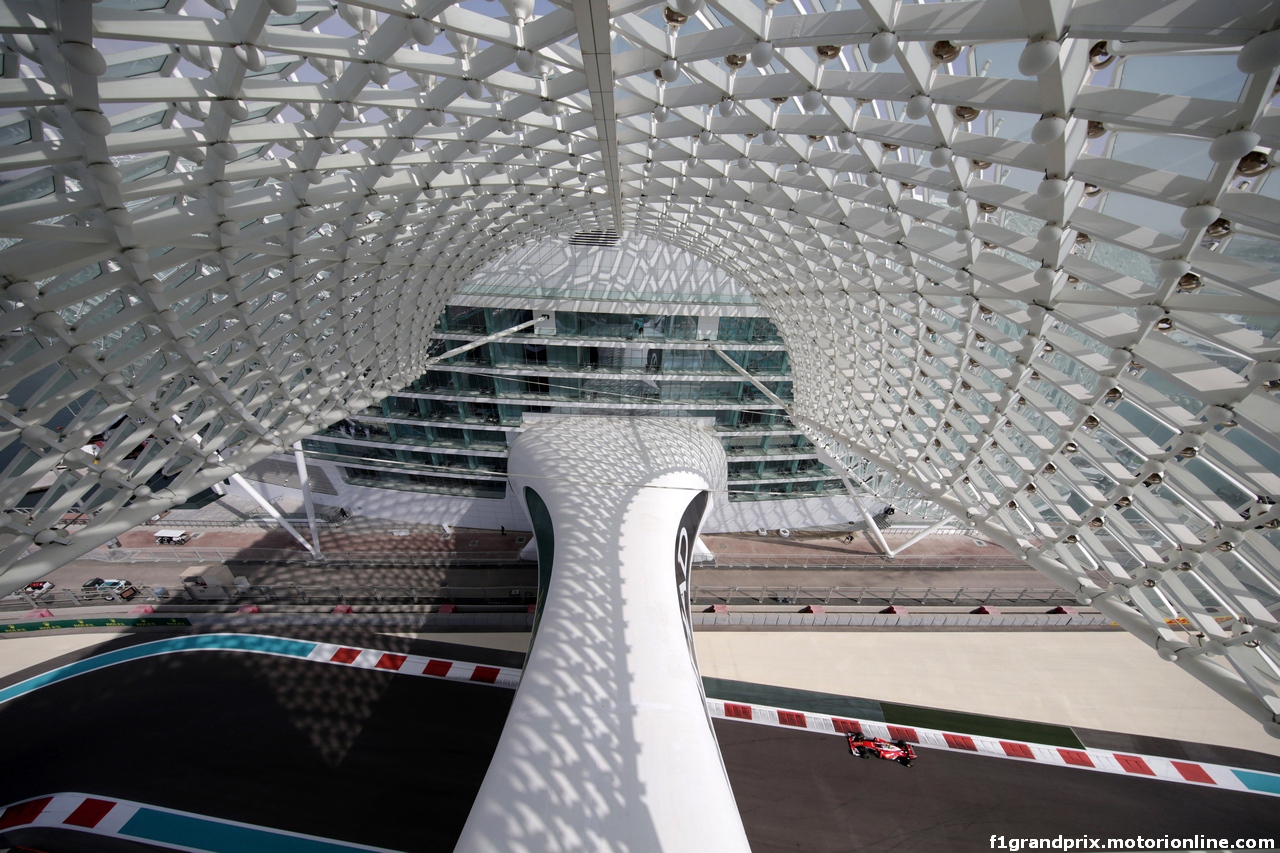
{"left": 454, "top": 417, "right": 750, "bottom": 852}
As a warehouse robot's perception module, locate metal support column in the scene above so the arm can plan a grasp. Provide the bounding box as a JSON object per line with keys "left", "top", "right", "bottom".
{"left": 886, "top": 515, "right": 955, "bottom": 558}
{"left": 293, "top": 441, "right": 323, "bottom": 557}
{"left": 455, "top": 417, "right": 750, "bottom": 851}
{"left": 711, "top": 346, "right": 893, "bottom": 556}
{"left": 840, "top": 476, "right": 893, "bottom": 557}
{"left": 230, "top": 473, "right": 320, "bottom": 558}
{"left": 425, "top": 316, "right": 549, "bottom": 366}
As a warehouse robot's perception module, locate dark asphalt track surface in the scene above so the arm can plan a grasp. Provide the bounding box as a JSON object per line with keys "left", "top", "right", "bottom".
{"left": 715, "top": 719, "right": 1280, "bottom": 852}
{"left": 0, "top": 632, "right": 1277, "bottom": 852}
{"left": 0, "top": 635, "right": 515, "bottom": 853}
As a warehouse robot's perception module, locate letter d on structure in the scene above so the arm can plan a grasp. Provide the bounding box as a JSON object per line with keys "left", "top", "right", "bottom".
{"left": 454, "top": 416, "right": 750, "bottom": 852}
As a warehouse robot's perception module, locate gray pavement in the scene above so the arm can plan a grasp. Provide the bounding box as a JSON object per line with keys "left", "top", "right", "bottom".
{"left": 26, "top": 530, "right": 1052, "bottom": 610}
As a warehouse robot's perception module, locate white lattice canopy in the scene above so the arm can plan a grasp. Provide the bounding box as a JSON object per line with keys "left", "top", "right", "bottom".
{"left": 2, "top": 0, "right": 1280, "bottom": 733}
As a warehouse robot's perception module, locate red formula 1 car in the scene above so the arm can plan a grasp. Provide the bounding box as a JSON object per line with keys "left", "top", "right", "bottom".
{"left": 847, "top": 732, "right": 917, "bottom": 767}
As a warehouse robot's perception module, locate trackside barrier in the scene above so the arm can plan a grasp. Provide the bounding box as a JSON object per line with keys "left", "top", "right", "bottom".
{"left": 1, "top": 584, "right": 1081, "bottom": 612}
{"left": 85, "top": 547, "right": 528, "bottom": 565}
{"left": 3, "top": 634, "right": 1276, "bottom": 799}
{"left": 690, "top": 587, "right": 1077, "bottom": 607}
{"left": 689, "top": 610, "right": 1110, "bottom": 628}
{"left": 85, "top": 547, "right": 1027, "bottom": 569}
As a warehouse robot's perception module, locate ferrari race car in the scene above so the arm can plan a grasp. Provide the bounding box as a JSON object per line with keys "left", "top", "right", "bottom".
{"left": 847, "top": 732, "right": 917, "bottom": 767}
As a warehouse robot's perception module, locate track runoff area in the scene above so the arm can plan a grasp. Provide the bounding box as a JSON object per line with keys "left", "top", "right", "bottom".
{"left": 0, "top": 632, "right": 1275, "bottom": 851}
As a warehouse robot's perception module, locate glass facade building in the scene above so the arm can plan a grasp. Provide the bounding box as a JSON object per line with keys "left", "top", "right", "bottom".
{"left": 302, "top": 304, "right": 846, "bottom": 503}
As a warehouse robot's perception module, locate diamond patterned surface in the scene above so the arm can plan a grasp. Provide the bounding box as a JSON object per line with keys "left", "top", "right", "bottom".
{"left": 0, "top": 0, "right": 1278, "bottom": 732}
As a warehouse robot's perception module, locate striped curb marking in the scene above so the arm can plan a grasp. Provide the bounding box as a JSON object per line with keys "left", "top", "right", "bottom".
{"left": 0, "top": 633, "right": 521, "bottom": 708}
{"left": 705, "top": 699, "right": 1280, "bottom": 798}
{"left": 304, "top": 641, "right": 522, "bottom": 688}
{"left": 0, "top": 792, "right": 400, "bottom": 852}
{"left": 4, "top": 634, "right": 1276, "bottom": 798}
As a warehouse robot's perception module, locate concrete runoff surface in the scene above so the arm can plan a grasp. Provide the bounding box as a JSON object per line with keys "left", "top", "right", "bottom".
{"left": 6, "top": 626, "right": 1277, "bottom": 757}
{"left": 381, "top": 629, "right": 1280, "bottom": 760}
{"left": 694, "top": 631, "right": 1280, "bottom": 757}
{"left": 0, "top": 640, "right": 1278, "bottom": 853}
{"left": 0, "top": 631, "right": 131, "bottom": 680}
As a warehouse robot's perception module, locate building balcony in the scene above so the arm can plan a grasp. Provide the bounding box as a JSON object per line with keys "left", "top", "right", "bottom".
{"left": 309, "top": 451, "right": 508, "bottom": 479}
{"left": 386, "top": 390, "right": 793, "bottom": 409}
{"left": 309, "top": 432, "right": 508, "bottom": 457}
{"left": 432, "top": 363, "right": 792, "bottom": 381}
{"left": 431, "top": 331, "right": 786, "bottom": 352}
{"left": 726, "top": 469, "right": 834, "bottom": 484}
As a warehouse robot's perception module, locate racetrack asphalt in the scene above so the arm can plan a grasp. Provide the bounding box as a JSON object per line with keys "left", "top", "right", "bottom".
{"left": 0, "top": 634, "right": 1276, "bottom": 852}
{"left": 715, "top": 718, "right": 1280, "bottom": 851}
{"left": 0, "top": 637, "right": 515, "bottom": 853}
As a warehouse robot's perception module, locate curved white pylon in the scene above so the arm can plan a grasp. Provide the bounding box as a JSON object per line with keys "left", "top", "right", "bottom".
{"left": 456, "top": 416, "right": 747, "bottom": 853}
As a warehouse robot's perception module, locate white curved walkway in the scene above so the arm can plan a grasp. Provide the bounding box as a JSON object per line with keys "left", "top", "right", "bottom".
{"left": 455, "top": 417, "right": 750, "bottom": 853}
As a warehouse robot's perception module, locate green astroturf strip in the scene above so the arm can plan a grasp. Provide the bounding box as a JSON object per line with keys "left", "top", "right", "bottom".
{"left": 878, "top": 702, "right": 1084, "bottom": 749}
{"left": 703, "top": 677, "right": 886, "bottom": 722}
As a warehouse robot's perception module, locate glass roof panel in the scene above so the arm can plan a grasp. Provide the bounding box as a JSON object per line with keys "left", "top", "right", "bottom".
{"left": 1117, "top": 54, "right": 1249, "bottom": 102}
{"left": 1109, "top": 132, "right": 1215, "bottom": 181}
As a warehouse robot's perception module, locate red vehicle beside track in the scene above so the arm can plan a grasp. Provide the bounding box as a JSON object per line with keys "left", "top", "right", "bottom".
{"left": 847, "top": 732, "right": 917, "bottom": 767}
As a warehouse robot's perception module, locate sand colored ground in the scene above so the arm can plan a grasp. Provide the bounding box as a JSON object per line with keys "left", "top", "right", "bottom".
{"left": 0, "top": 632, "right": 126, "bottom": 680}
{"left": 6, "top": 627, "right": 1275, "bottom": 757}
{"left": 391, "top": 629, "right": 1280, "bottom": 757}
{"left": 693, "top": 631, "right": 1280, "bottom": 756}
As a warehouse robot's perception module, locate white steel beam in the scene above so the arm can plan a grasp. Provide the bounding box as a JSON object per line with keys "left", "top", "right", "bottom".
{"left": 572, "top": 0, "right": 624, "bottom": 231}
{"left": 425, "top": 316, "right": 549, "bottom": 366}
{"left": 230, "top": 474, "right": 321, "bottom": 559}
{"left": 886, "top": 515, "right": 956, "bottom": 559}
{"left": 293, "top": 441, "right": 323, "bottom": 557}
{"left": 840, "top": 475, "right": 893, "bottom": 557}
{"left": 712, "top": 344, "right": 894, "bottom": 554}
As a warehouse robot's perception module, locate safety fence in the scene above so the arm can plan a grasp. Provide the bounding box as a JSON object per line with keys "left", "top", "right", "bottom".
{"left": 137, "top": 517, "right": 350, "bottom": 531}
{"left": 84, "top": 547, "right": 1025, "bottom": 570}
{"left": 692, "top": 586, "right": 1076, "bottom": 607}
{"left": 706, "top": 555, "right": 1026, "bottom": 569}
{"left": 85, "top": 547, "right": 529, "bottom": 565}
{"left": 2, "top": 584, "right": 1075, "bottom": 611}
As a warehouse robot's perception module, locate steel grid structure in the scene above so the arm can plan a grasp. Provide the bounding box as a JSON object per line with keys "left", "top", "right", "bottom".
{"left": 0, "top": 0, "right": 1279, "bottom": 732}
